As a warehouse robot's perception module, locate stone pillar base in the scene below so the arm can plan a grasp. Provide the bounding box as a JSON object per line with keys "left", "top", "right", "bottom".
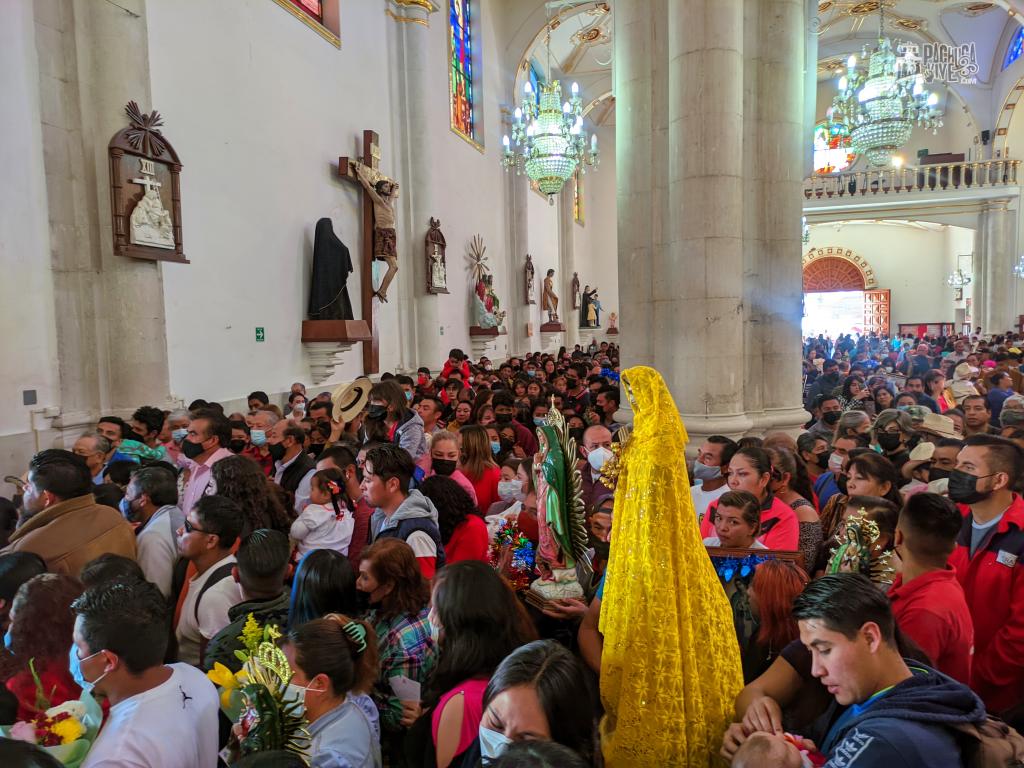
{"left": 540, "top": 331, "right": 565, "bottom": 354}
{"left": 469, "top": 326, "right": 505, "bottom": 360}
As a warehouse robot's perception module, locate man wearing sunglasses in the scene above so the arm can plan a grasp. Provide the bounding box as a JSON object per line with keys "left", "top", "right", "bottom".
{"left": 174, "top": 495, "right": 242, "bottom": 667}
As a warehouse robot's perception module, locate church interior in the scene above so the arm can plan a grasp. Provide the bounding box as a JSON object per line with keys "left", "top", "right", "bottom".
{"left": 2, "top": 0, "right": 1024, "bottom": 465}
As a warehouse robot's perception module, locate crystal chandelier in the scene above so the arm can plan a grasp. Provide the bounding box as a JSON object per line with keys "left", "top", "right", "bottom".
{"left": 802, "top": 216, "right": 810, "bottom": 244}
{"left": 1014, "top": 255, "right": 1024, "bottom": 279}
{"left": 947, "top": 269, "right": 971, "bottom": 288}
{"left": 828, "top": 5, "right": 943, "bottom": 167}
{"left": 501, "top": 29, "right": 598, "bottom": 200}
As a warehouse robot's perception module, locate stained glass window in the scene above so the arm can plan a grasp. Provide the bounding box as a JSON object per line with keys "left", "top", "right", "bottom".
{"left": 450, "top": 0, "right": 475, "bottom": 140}
{"left": 528, "top": 61, "right": 543, "bottom": 106}
{"left": 1004, "top": 27, "right": 1024, "bottom": 71}
{"left": 288, "top": 0, "right": 322, "bottom": 23}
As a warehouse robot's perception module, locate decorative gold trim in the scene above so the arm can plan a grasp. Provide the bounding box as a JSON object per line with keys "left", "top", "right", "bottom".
{"left": 393, "top": 0, "right": 438, "bottom": 10}
{"left": 385, "top": 9, "right": 429, "bottom": 25}
{"left": 451, "top": 126, "right": 485, "bottom": 153}
{"left": 270, "top": 0, "right": 340, "bottom": 48}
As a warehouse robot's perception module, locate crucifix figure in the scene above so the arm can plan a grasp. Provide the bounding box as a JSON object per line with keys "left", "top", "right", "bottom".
{"left": 129, "top": 158, "right": 174, "bottom": 249}
{"left": 339, "top": 130, "right": 399, "bottom": 373}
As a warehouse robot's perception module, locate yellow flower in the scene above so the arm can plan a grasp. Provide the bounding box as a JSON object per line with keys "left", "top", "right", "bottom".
{"left": 207, "top": 662, "right": 243, "bottom": 710}
{"left": 239, "top": 614, "right": 261, "bottom": 654}
{"left": 51, "top": 716, "right": 85, "bottom": 745}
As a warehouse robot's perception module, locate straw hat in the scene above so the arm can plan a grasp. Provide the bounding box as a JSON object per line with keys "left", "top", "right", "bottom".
{"left": 331, "top": 377, "right": 372, "bottom": 422}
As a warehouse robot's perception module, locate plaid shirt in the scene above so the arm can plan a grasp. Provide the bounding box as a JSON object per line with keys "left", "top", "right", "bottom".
{"left": 368, "top": 607, "right": 437, "bottom": 731}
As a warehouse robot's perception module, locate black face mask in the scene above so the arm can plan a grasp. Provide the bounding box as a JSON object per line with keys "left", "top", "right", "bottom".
{"left": 433, "top": 459, "right": 457, "bottom": 476}
{"left": 822, "top": 411, "right": 842, "bottom": 426}
{"left": 569, "top": 427, "right": 585, "bottom": 444}
{"left": 948, "top": 469, "right": 995, "bottom": 505}
{"left": 228, "top": 439, "right": 247, "bottom": 454}
{"left": 928, "top": 466, "right": 952, "bottom": 483}
{"left": 592, "top": 540, "right": 611, "bottom": 560}
{"left": 495, "top": 412, "right": 513, "bottom": 424}
{"left": 267, "top": 442, "right": 287, "bottom": 463}
{"left": 836, "top": 473, "right": 849, "bottom": 495}
{"left": 181, "top": 439, "right": 207, "bottom": 460}
{"left": 499, "top": 436, "right": 515, "bottom": 451}
{"left": 309, "top": 443, "right": 325, "bottom": 458}
{"left": 814, "top": 451, "right": 830, "bottom": 470}
{"left": 367, "top": 404, "right": 388, "bottom": 421}
{"left": 877, "top": 433, "right": 903, "bottom": 452}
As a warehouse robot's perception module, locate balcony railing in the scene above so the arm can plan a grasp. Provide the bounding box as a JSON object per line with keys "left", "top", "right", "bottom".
{"left": 804, "top": 160, "right": 1021, "bottom": 200}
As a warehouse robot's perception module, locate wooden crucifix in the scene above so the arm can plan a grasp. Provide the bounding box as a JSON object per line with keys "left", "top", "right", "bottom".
{"left": 338, "top": 130, "right": 399, "bottom": 375}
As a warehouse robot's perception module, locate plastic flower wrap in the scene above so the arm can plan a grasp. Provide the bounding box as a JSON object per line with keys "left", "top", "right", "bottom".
{"left": 489, "top": 519, "right": 536, "bottom": 591}
{"left": 205, "top": 613, "right": 282, "bottom": 721}
{"left": 2, "top": 693, "right": 103, "bottom": 767}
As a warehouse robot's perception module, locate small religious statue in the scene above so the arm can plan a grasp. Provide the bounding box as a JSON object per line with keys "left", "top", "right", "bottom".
{"left": 607, "top": 311, "right": 619, "bottom": 334}
{"left": 308, "top": 218, "right": 354, "bottom": 320}
{"left": 425, "top": 218, "right": 448, "bottom": 294}
{"left": 128, "top": 158, "right": 175, "bottom": 249}
{"left": 351, "top": 160, "right": 399, "bottom": 303}
{"left": 827, "top": 509, "right": 896, "bottom": 587}
{"left": 580, "top": 285, "right": 601, "bottom": 328}
{"left": 542, "top": 269, "right": 559, "bottom": 322}
{"left": 571, "top": 272, "right": 581, "bottom": 310}
{"left": 530, "top": 407, "right": 591, "bottom": 604}
{"left": 473, "top": 276, "right": 506, "bottom": 329}
{"left": 525, "top": 254, "right": 536, "bottom": 305}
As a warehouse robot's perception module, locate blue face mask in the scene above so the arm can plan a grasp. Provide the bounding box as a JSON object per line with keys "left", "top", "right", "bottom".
{"left": 250, "top": 429, "right": 267, "bottom": 447}
{"left": 171, "top": 428, "right": 188, "bottom": 444}
{"left": 478, "top": 726, "right": 512, "bottom": 762}
{"left": 69, "top": 645, "right": 109, "bottom": 694}
{"left": 533, "top": 417, "right": 545, "bottom": 427}
{"left": 119, "top": 496, "right": 134, "bottom": 521}
{"left": 405, "top": 391, "right": 413, "bottom": 402}
{"left": 527, "top": 370, "right": 536, "bottom": 378}
{"left": 490, "top": 441, "right": 501, "bottom": 456}
{"left": 3, "top": 628, "right": 12, "bottom": 652}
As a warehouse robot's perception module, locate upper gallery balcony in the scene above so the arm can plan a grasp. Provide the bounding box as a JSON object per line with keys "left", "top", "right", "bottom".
{"left": 804, "top": 157, "right": 1021, "bottom": 201}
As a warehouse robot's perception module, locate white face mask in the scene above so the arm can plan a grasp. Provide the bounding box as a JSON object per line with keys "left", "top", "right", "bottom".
{"left": 284, "top": 681, "right": 324, "bottom": 716}
{"left": 828, "top": 452, "right": 844, "bottom": 474}
{"left": 497, "top": 479, "right": 524, "bottom": 502}
{"left": 587, "top": 446, "right": 613, "bottom": 472}
{"left": 478, "top": 725, "right": 512, "bottom": 762}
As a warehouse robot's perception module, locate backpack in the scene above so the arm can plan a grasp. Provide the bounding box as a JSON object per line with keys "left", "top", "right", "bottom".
{"left": 951, "top": 716, "right": 1024, "bottom": 768}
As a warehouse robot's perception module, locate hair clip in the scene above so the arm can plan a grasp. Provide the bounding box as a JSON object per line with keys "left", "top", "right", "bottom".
{"left": 326, "top": 479, "right": 341, "bottom": 496}
{"left": 342, "top": 620, "right": 368, "bottom": 654}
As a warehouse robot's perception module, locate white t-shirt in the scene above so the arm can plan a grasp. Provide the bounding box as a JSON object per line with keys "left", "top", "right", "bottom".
{"left": 175, "top": 554, "right": 239, "bottom": 667}
{"left": 82, "top": 663, "right": 219, "bottom": 768}
{"left": 290, "top": 502, "right": 355, "bottom": 558}
{"left": 691, "top": 481, "right": 729, "bottom": 520}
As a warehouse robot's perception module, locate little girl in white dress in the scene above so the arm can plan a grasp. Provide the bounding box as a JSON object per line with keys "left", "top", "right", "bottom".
{"left": 290, "top": 467, "right": 354, "bottom": 558}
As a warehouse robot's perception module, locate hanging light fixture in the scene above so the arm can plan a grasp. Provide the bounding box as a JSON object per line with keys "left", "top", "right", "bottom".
{"left": 828, "top": 5, "right": 943, "bottom": 167}
{"left": 1014, "top": 255, "right": 1024, "bottom": 279}
{"left": 947, "top": 269, "right": 972, "bottom": 288}
{"left": 501, "top": 24, "right": 599, "bottom": 200}
{"left": 802, "top": 216, "right": 810, "bottom": 244}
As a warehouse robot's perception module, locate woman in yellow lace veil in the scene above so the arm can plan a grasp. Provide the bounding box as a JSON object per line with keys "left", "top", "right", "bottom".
{"left": 599, "top": 366, "right": 743, "bottom": 767}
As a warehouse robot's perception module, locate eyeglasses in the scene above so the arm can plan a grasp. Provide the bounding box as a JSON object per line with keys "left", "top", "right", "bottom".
{"left": 183, "top": 518, "right": 212, "bottom": 535}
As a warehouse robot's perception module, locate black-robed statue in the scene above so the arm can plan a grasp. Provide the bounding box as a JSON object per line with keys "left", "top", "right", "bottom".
{"left": 308, "top": 218, "right": 354, "bottom": 320}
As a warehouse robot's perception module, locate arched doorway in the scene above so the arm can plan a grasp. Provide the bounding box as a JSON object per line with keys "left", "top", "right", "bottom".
{"left": 802, "top": 248, "right": 889, "bottom": 337}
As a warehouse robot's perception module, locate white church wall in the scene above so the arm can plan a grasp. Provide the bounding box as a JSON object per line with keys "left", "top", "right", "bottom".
{"left": 526, "top": 187, "right": 560, "bottom": 347}
{"left": 572, "top": 124, "right": 617, "bottom": 333}
{"left": 804, "top": 223, "right": 972, "bottom": 329}
{"left": 147, "top": 0, "right": 512, "bottom": 403}
{"left": 0, "top": 1, "right": 61, "bottom": 452}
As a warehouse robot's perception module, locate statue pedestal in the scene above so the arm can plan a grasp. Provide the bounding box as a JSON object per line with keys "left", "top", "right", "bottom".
{"left": 469, "top": 325, "right": 505, "bottom": 360}
{"left": 539, "top": 321, "right": 565, "bottom": 354}
{"left": 607, "top": 326, "right": 619, "bottom": 335}
{"left": 301, "top": 320, "right": 372, "bottom": 384}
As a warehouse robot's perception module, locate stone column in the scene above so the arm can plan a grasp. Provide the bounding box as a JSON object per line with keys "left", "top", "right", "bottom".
{"left": 978, "top": 199, "right": 1017, "bottom": 333}
{"left": 39, "top": 0, "right": 175, "bottom": 438}
{"left": 386, "top": 0, "right": 441, "bottom": 371}
{"left": 559, "top": 190, "right": 580, "bottom": 349}
{"left": 505, "top": 162, "right": 530, "bottom": 356}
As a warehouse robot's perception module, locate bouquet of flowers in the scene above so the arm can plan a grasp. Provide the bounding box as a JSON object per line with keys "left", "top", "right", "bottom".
{"left": 2, "top": 661, "right": 103, "bottom": 767}
{"left": 207, "top": 613, "right": 283, "bottom": 721}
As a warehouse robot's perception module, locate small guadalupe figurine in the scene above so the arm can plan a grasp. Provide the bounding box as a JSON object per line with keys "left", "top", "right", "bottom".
{"left": 827, "top": 509, "right": 895, "bottom": 587}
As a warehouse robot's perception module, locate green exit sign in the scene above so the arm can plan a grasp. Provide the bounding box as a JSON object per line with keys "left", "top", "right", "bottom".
{"left": 255, "top": 327, "right": 265, "bottom": 342}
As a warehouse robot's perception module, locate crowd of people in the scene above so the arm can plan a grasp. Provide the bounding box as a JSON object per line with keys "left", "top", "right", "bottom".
{"left": 1, "top": 327, "right": 1024, "bottom": 767}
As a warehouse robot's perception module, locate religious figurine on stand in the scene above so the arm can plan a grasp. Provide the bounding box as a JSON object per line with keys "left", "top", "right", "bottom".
{"left": 525, "top": 254, "right": 536, "bottom": 305}
{"left": 352, "top": 161, "right": 399, "bottom": 303}
{"left": 607, "top": 311, "right": 619, "bottom": 335}
{"left": 473, "top": 275, "right": 506, "bottom": 329}
{"left": 308, "top": 218, "right": 355, "bottom": 320}
{"left": 571, "top": 272, "right": 581, "bottom": 310}
{"left": 425, "top": 218, "right": 448, "bottom": 294}
{"left": 527, "top": 407, "right": 591, "bottom": 607}
{"left": 542, "top": 269, "right": 560, "bottom": 323}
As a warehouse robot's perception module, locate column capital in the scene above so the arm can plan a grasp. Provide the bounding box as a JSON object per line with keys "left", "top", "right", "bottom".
{"left": 385, "top": 0, "right": 439, "bottom": 27}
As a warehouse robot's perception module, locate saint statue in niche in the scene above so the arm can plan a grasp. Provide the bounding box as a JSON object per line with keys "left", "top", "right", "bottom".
{"left": 571, "top": 272, "right": 581, "bottom": 310}
{"left": 308, "top": 218, "right": 354, "bottom": 321}
{"left": 525, "top": 254, "right": 536, "bottom": 305}
{"left": 352, "top": 160, "right": 399, "bottom": 302}
{"left": 543, "top": 269, "right": 559, "bottom": 323}
{"left": 128, "top": 159, "right": 174, "bottom": 249}
{"left": 425, "top": 218, "right": 448, "bottom": 294}
{"left": 430, "top": 245, "right": 447, "bottom": 290}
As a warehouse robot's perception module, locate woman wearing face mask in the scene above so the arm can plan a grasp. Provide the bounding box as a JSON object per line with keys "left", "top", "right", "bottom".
{"left": 356, "top": 539, "right": 436, "bottom": 762}
{"left": 419, "top": 476, "right": 489, "bottom": 564}
{"left": 477, "top": 640, "right": 595, "bottom": 764}
{"left": 765, "top": 448, "right": 821, "bottom": 573}
{"left": 3, "top": 574, "right": 83, "bottom": 721}
{"left": 368, "top": 381, "right": 427, "bottom": 461}
{"left": 420, "top": 432, "right": 479, "bottom": 508}
{"left": 873, "top": 409, "right": 915, "bottom": 472}
{"left": 484, "top": 425, "right": 507, "bottom": 465}
{"left": 283, "top": 614, "right": 382, "bottom": 768}
{"left": 458, "top": 426, "right": 501, "bottom": 516}
{"left": 287, "top": 392, "right": 308, "bottom": 422}
{"left": 401, "top": 561, "right": 537, "bottom": 768}
{"left": 486, "top": 459, "right": 526, "bottom": 518}
{"left": 698, "top": 447, "right": 799, "bottom": 550}
{"left": 796, "top": 433, "right": 830, "bottom": 484}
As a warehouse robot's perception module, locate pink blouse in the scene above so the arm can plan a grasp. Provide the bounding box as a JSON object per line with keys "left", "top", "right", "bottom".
{"left": 430, "top": 678, "right": 489, "bottom": 759}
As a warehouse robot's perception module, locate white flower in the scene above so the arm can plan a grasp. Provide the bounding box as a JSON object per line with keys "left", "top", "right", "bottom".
{"left": 46, "top": 700, "right": 86, "bottom": 720}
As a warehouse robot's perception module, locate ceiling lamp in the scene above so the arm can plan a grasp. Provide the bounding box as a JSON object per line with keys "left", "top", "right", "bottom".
{"left": 501, "top": 28, "right": 598, "bottom": 200}
{"left": 947, "top": 269, "right": 971, "bottom": 288}
{"left": 828, "top": 5, "right": 943, "bottom": 167}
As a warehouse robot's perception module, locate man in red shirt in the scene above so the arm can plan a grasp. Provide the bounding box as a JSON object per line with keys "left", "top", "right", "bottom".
{"left": 948, "top": 434, "right": 1024, "bottom": 718}
{"left": 888, "top": 492, "right": 974, "bottom": 684}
